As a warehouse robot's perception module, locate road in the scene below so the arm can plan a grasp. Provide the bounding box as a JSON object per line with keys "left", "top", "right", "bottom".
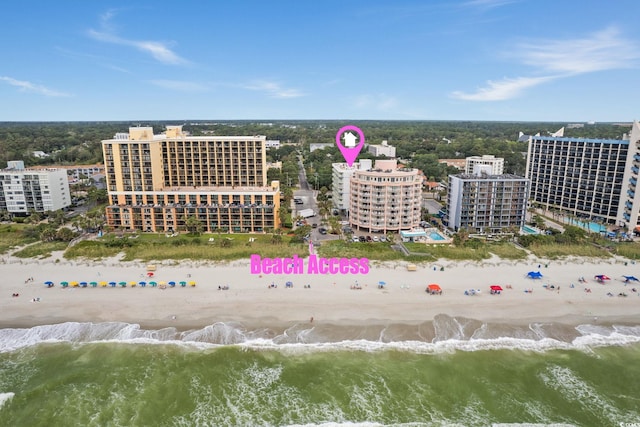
{"left": 292, "top": 155, "right": 338, "bottom": 244}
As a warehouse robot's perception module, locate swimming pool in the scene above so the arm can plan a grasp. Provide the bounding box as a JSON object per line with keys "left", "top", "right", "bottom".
{"left": 522, "top": 225, "right": 540, "bottom": 235}
{"left": 429, "top": 232, "right": 446, "bottom": 241}
{"left": 564, "top": 217, "right": 606, "bottom": 233}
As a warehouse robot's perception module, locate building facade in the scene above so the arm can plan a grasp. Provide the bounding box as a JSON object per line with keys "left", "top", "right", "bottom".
{"left": 0, "top": 161, "right": 71, "bottom": 214}
{"left": 465, "top": 155, "right": 504, "bottom": 175}
{"left": 331, "top": 159, "right": 372, "bottom": 213}
{"left": 368, "top": 141, "right": 396, "bottom": 157}
{"left": 349, "top": 159, "right": 423, "bottom": 233}
{"left": 101, "top": 126, "right": 280, "bottom": 233}
{"left": 524, "top": 121, "right": 640, "bottom": 228}
{"left": 447, "top": 173, "right": 529, "bottom": 233}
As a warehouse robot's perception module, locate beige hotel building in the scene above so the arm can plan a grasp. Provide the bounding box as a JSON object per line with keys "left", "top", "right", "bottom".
{"left": 102, "top": 126, "right": 280, "bottom": 233}
{"left": 349, "top": 159, "right": 423, "bottom": 233}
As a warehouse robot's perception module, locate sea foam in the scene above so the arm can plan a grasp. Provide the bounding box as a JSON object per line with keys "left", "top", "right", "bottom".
{"left": 2, "top": 318, "right": 640, "bottom": 354}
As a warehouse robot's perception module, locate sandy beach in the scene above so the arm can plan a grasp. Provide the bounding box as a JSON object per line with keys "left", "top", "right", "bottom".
{"left": 2, "top": 251, "right": 640, "bottom": 332}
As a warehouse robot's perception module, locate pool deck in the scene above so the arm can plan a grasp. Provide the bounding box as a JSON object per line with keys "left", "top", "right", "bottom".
{"left": 424, "top": 228, "right": 453, "bottom": 244}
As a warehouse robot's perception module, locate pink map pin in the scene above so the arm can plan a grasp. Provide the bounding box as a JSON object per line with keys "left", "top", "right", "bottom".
{"left": 335, "top": 125, "right": 365, "bottom": 167}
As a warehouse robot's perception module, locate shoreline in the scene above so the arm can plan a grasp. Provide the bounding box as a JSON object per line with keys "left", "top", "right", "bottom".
{"left": 2, "top": 252, "right": 640, "bottom": 334}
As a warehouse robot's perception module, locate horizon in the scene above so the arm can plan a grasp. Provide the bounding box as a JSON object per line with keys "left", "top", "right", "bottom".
{"left": 1, "top": 1, "right": 639, "bottom": 122}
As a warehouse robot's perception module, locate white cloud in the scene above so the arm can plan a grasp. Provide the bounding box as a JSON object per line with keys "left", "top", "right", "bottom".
{"left": 353, "top": 93, "right": 398, "bottom": 111}
{"left": 88, "top": 11, "right": 188, "bottom": 65}
{"left": 149, "top": 79, "right": 208, "bottom": 92}
{"left": 451, "top": 26, "right": 639, "bottom": 101}
{"left": 451, "top": 75, "right": 557, "bottom": 101}
{"left": 242, "top": 80, "right": 305, "bottom": 98}
{"left": 0, "top": 76, "right": 70, "bottom": 97}
{"left": 516, "top": 27, "right": 639, "bottom": 74}
{"left": 461, "top": 0, "right": 518, "bottom": 10}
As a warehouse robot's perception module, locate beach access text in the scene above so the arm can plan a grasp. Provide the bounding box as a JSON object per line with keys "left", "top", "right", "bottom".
{"left": 250, "top": 254, "right": 369, "bottom": 275}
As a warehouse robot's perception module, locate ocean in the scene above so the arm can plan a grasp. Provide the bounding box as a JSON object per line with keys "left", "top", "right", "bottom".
{"left": 1, "top": 315, "right": 640, "bottom": 427}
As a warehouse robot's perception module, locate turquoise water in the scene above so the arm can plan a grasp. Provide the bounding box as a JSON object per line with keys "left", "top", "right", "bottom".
{"left": 522, "top": 225, "right": 540, "bottom": 235}
{"left": 429, "top": 232, "right": 445, "bottom": 241}
{"left": 2, "top": 318, "right": 640, "bottom": 426}
{"left": 564, "top": 218, "right": 606, "bottom": 233}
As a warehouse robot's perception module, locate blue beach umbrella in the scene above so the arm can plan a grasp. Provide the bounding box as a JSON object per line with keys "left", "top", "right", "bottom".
{"left": 139, "top": 281, "right": 147, "bottom": 287}
{"left": 45, "top": 281, "right": 54, "bottom": 287}
{"left": 168, "top": 281, "right": 176, "bottom": 287}
{"left": 109, "top": 281, "right": 117, "bottom": 287}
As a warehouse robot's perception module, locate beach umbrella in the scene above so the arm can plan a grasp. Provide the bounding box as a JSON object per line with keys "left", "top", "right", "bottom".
{"left": 427, "top": 284, "right": 442, "bottom": 294}
{"left": 70, "top": 281, "right": 79, "bottom": 287}
{"left": 168, "top": 281, "right": 176, "bottom": 287}
{"left": 129, "top": 281, "right": 137, "bottom": 287}
{"left": 99, "top": 281, "right": 108, "bottom": 287}
{"left": 147, "top": 272, "right": 154, "bottom": 277}
{"left": 623, "top": 275, "right": 639, "bottom": 282}
{"left": 159, "top": 281, "right": 166, "bottom": 285}
{"left": 189, "top": 281, "right": 196, "bottom": 287}
{"left": 90, "top": 281, "right": 98, "bottom": 287}
{"left": 109, "top": 281, "right": 117, "bottom": 287}
{"left": 179, "top": 281, "right": 187, "bottom": 287}
{"left": 139, "top": 281, "right": 147, "bottom": 287}
{"left": 149, "top": 281, "right": 157, "bottom": 287}
{"left": 60, "top": 281, "right": 69, "bottom": 287}
{"left": 80, "top": 282, "right": 88, "bottom": 287}
{"left": 527, "top": 271, "right": 543, "bottom": 279}
{"left": 490, "top": 285, "right": 503, "bottom": 291}
{"left": 119, "top": 281, "right": 127, "bottom": 287}
{"left": 45, "top": 281, "right": 54, "bottom": 287}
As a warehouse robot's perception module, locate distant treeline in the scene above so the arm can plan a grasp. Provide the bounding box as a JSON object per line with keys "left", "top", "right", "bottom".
{"left": 0, "top": 121, "right": 631, "bottom": 181}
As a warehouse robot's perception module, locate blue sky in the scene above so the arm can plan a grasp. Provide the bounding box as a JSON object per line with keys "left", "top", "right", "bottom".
{"left": 1, "top": 0, "right": 639, "bottom": 122}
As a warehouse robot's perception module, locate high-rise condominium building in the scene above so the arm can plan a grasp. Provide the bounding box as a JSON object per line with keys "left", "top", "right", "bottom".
{"left": 446, "top": 172, "right": 529, "bottom": 233}
{"left": 331, "top": 159, "right": 372, "bottom": 214}
{"left": 349, "top": 159, "right": 423, "bottom": 233}
{"left": 102, "top": 126, "right": 280, "bottom": 233}
{"left": 465, "top": 155, "right": 504, "bottom": 175}
{"left": 524, "top": 121, "right": 640, "bottom": 229}
{"left": 0, "top": 161, "right": 71, "bottom": 214}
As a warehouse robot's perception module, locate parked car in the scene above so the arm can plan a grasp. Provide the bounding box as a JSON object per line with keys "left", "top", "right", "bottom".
{"left": 359, "top": 236, "right": 366, "bottom": 242}
{"left": 312, "top": 223, "right": 318, "bottom": 228}
{"left": 319, "top": 228, "right": 327, "bottom": 235}
{"left": 380, "top": 236, "right": 387, "bottom": 242}
{"left": 366, "top": 236, "right": 372, "bottom": 242}
{"left": 352, "top": 236, "right": 360, "bottom": 242}
{"left": 372, "top": 236, "right": 379, "bottom": 242}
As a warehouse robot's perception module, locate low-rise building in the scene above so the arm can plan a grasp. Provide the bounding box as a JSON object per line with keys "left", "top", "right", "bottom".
{"left": 368, "top": 140, "right": 396, "bottom": 157}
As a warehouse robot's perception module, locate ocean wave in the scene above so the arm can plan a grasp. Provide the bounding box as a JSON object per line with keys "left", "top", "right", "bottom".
{"left": 0, "top": 392, "right": 15, "bottom": 409}
{"left": 1, "top": 316, "right": 640, "bottom": 354}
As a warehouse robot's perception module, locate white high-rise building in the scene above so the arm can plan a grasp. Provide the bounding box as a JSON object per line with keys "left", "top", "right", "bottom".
{"left": 447, "top": 172, "right": 529, "bottom": 233}
{"left": 332, "top": 159, "right": 372, "bottom": 213}
{"left": 0, "top": 161, "right": 71, "bottom": 214}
